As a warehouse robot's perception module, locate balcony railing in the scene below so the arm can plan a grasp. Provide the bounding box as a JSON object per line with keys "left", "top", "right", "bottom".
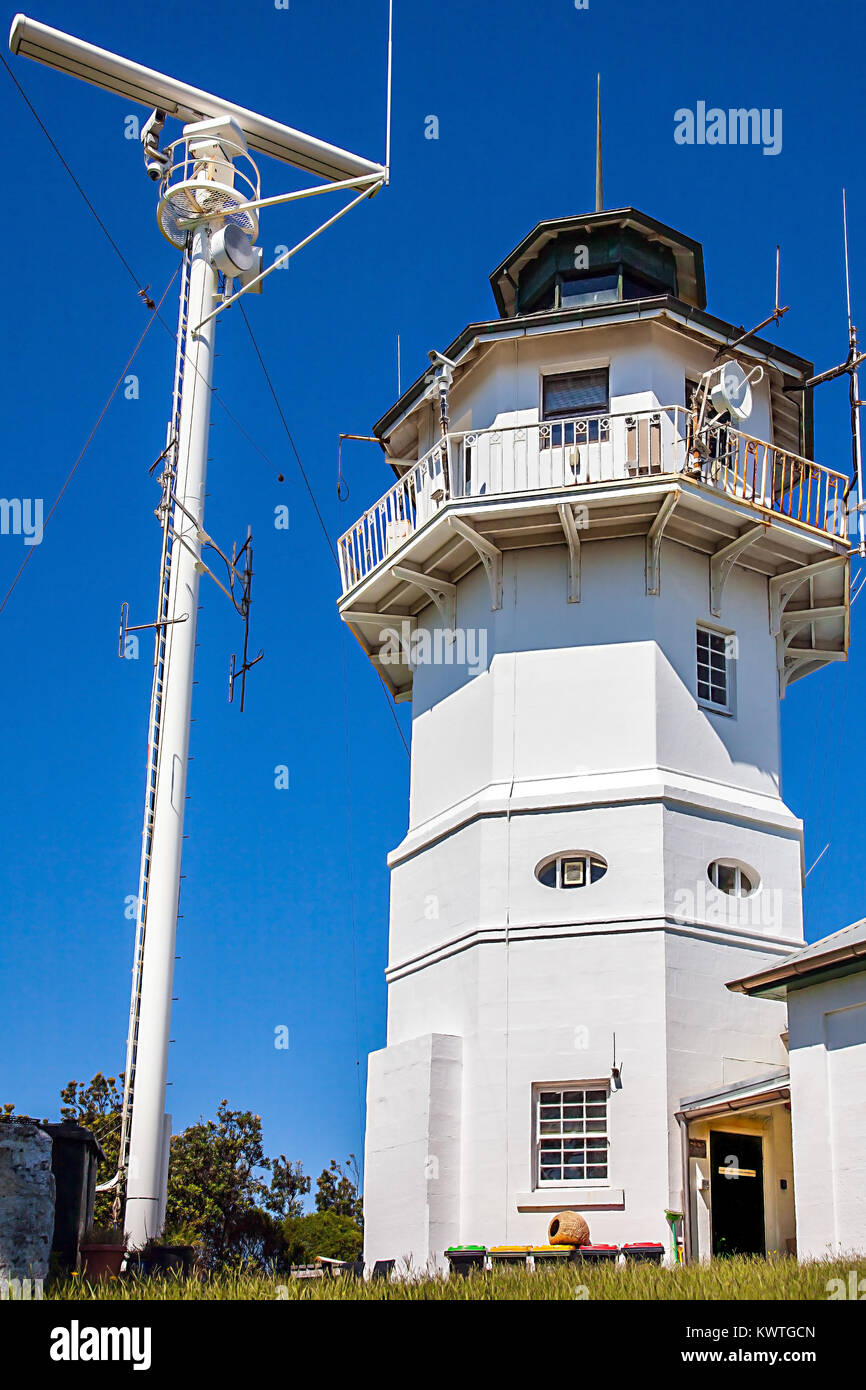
{"left": 338, "top": 405, "right": 847, "bottom": 594}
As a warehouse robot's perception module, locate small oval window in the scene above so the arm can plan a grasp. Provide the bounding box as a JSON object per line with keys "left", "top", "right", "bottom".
{"left": 707, "top": 859, "right": 758, "bottom": 897}
{"left": 536, "top": 853, "right": 607, "bottom": 889}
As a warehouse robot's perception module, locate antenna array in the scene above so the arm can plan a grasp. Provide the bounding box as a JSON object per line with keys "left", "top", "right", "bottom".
{"left": 8, "top": 8, "right": 392, "bottom": 1246}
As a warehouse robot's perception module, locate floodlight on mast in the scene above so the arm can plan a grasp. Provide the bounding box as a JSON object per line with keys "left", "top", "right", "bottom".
{"left": 8, "top": 9, "right": 394, "bottom": 1247}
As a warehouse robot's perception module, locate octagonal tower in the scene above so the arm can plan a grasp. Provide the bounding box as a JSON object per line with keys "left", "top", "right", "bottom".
{"left": 338, "top": 208, "right": 850, "bottom": 1268}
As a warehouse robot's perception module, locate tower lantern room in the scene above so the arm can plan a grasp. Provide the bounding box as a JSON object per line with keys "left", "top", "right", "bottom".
{"left": 489, "top": 208, "right": 706, "bottom": 318}
{"left": 338, "top": 207, "right": 850, "bottom": 1269}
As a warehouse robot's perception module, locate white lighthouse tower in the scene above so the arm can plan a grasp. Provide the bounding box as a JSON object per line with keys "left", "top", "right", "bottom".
{"left": 337, "top": 207, "right": 850, "bottom": 1267}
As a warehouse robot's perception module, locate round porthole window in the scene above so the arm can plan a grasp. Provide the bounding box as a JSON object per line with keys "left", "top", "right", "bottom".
{"left": 707, "top": 859, "right": 758, "bottom": 897}
{"left": 536, "top": 853, "right": 607, "bottom": 889}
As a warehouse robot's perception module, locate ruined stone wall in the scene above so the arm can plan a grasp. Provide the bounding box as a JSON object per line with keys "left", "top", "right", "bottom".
{"left": 0, "top": 1123, "right": 55, "bottom": 1282}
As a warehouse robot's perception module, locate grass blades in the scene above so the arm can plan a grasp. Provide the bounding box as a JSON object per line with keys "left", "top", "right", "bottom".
{"left": 45, "top": 1255, "right": 864, "bottom": 1301}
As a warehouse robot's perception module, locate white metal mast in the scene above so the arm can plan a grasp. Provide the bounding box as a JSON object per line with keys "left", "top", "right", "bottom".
{"left": 116, "top": 244, "right": 192, "bottom": 1236}
{"left": 9, "top": 11, "right": 390, "bottom": 1247}
{"left": 123, "top": 221, "right": 218, "bottom": 1243}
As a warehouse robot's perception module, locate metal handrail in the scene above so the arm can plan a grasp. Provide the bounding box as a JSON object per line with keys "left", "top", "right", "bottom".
{"left": 337, "top": 405, "right": 848, "bottom": 593}
{"left": 158, "top": 134, "right": 261, "bottom": 238}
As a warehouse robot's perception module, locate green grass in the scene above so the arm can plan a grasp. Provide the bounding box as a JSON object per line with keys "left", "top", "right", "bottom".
{"left": 45, "top": 1256, "right": 863, "bottom": 1301}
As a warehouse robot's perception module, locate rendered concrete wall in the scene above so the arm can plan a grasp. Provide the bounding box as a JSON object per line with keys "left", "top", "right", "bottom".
{"left": 408, "top": 540, "right": 789, "bottom": 832}
{"left": 363, "top": 1033, "right": 462, "bottom": 1273}
{"left": 0, "top": 1123, "right": 55, "bottom": 1283}
{"left": 788, "top": 974, "right": 866, "bottom": 1258}
{"left": 440, "top": 321, "right": 774, "bottom": 453}
{"left": 377, "top": 923, "right": 790, "bottom": 1251}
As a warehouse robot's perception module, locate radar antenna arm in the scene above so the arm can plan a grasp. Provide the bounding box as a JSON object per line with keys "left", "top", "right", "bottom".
{"left": 8, "top": 13, "right": 387, "bottom": 181}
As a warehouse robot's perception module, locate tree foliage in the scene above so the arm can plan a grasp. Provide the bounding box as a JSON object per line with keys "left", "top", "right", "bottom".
{"left": 314, "top": 1154, "right": 363, "bottom": 1225}
{"left": 281, "top": 1210, "right": 363, "bottom": 1264}
{"left": 59, "top": 1073, "right": 124, "bottom": 1226}
{"left": 3, "top": 1076, "right": 367, "bottom": 1270}
{"left": 164, "top": 1100, "right": 285, "bottom": 1267}
{"left": 265, "top": 1154, "right": 310, "bottom": 1220}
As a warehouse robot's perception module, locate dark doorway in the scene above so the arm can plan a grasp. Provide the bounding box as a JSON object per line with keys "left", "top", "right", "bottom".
{"left": 710, "top": 1131, "right": 765, "bottom": 1257}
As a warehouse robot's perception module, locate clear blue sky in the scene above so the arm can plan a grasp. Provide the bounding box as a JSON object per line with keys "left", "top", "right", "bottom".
{"left": 1, "top": 0, "right": 864, "bottom": 1190}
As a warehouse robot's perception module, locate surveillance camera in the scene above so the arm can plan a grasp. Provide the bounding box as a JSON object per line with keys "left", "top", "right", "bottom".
{"left": 427, "top": 349, "right": 456, "bottom": 369}
{"left": 145, "top": 158, "right": 164, "bottom": 182}
{"left": 140, "top": 108, "right": 167, "bottom": 147}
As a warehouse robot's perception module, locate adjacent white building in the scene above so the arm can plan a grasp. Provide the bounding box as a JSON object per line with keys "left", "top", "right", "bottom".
{"left": 729, "top": 919, "right": 866, "bottom": 1259}
{"left": 337, "top": 207, "right": 852, "bottom": 1267}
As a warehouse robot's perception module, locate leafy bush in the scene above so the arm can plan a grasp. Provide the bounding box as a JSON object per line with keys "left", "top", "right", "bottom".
{"left": 281, "top": 1211, "right": 363, "bottom": 1264}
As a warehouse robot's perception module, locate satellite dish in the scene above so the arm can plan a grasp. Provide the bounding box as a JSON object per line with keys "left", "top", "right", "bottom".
{"left": 709, "top": 361, "right": 763, "bottom": 423}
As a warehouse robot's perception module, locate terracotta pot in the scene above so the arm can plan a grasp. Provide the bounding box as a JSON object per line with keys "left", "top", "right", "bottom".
{"left": 81, "top": 1243, "right": 125, "bottom": 1277}
{"left": 547, "top": 1211, "right": 590, "bottom": 1246}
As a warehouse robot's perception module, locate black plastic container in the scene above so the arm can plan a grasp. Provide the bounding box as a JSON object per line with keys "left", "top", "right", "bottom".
{"left": 577, "top": 1244, "right": 620, "bottom": 1263}
{"left": 446, "top": 1246, "right": 487, "bottom": 1276}
{"left": 125, "top": 1245, "right": 196, "bottom": 1276}
{"left": 622, "top": 1243, "right": 665, "bottom": 1264}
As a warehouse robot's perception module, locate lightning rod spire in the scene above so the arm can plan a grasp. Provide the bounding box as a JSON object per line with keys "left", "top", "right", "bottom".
{"left": 595, "top": 73, "right": 603, "bottom": 212}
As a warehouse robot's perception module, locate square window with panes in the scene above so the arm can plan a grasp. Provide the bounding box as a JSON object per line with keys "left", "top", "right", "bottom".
{"left": 542, "top": 369, "right": 609, "bottom": 447}
{"left": 536, "top": 1086, "right": 609, "bottom": 1184}
{"left": 696, "top": 626, "right": 731, "bottom": 712}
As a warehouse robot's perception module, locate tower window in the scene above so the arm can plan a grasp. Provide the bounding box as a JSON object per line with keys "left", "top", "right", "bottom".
{"left": 542, "top": 369, "right": 609, "bottom": 448}
{"left": 696, "top": 625, "right": 734, "bottom": 714}
{"left": 621, "top": 271, "right": 664, "bottom": 301}
{"left": 708, "top": 860, "right": 757, "bottom": 896}
{"left": 542, "top": 368, "right": 609, "bottom": 420}
{"left": 536, "top": 1086, "right": 609, "bottom": 1184}
{"left": 560, "top": 274, "right": 619, "bottom": 308}
{"left": 536, "top": 853, "right": 607, "bottom": 889}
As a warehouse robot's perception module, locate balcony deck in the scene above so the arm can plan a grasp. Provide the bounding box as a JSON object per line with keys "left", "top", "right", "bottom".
{"left": 337, "top": 406, "right": 850, "bottom": 700}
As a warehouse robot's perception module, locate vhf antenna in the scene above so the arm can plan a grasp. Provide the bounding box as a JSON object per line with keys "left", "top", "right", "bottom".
{"left": 788, "top": 190, "right": 866, "bottom": 556}
{"left": 9, "top": 10, "right": 391, "bottom": 1248}
{"left": 843, "top": 190, "right": 865, "bottom": 556}
{"left": 713, "top": 244, "right": 789, "bottom": 362}
{"left": 228, "top": 527, "right": 264, "bottom": 713}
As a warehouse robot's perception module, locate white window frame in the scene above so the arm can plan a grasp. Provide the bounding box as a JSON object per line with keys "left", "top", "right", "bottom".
{"left": 537, "top": 854, "right": 607, "bottom": 889}
{"left": 708, "top": 859, "right": 756, "bottom": 897}
{"left": 696, "top": 623, "right": 735, "bottom": 716}
{"left": 534, "top": 1083, "right": 610, "bottom": 1187}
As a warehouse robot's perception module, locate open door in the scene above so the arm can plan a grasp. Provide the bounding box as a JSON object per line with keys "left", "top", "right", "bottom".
{"left": 710, "top": 1130, "right": 765, "bottom": 1256}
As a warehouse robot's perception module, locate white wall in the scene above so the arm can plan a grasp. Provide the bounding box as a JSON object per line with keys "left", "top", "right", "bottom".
{"left": 441, "top": 319, "right": 774, "bottom": 444}
{"left": 408, "top": 539, "right": 791, "bottom": 830}
{"left": 363, "top": 1033, "right": 462, "bottom": 1272}
{"left": 788, "top": 973, "right": 866, "bottom": 1258}
{"left": 374, "top": 921, "right": 790, "bottom": 1256}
